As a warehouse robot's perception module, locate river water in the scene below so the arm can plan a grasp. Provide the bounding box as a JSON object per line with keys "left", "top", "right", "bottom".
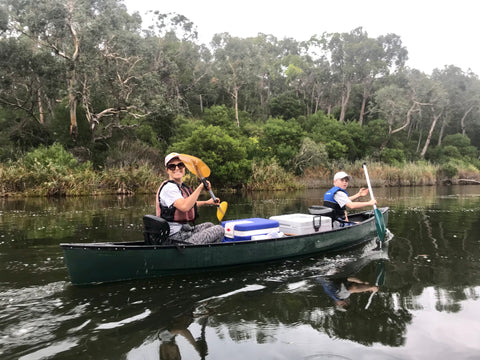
{"left": 1, "top": 186, "right": 480, "bottom": 359}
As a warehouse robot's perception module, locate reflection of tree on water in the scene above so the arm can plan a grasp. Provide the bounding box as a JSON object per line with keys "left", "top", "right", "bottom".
{"left": 388, "top": 201, "right": 480, "bottom": 313}
{"left": 158, "top": 312, "right": 208, "bottom": 360}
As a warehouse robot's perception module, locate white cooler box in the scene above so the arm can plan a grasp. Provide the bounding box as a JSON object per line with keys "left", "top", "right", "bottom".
{"left": 269, "top": 213, "right": 331, "bottom": 235}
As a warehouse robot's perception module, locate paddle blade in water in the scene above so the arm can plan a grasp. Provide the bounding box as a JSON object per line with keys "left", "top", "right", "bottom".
{"left": 375, "top": 261, "right": 386, "bottom": 286}
{"left": 217, "top": 201, "right": 228, "bottom": 221}
{"left": 374, "top": 209, "right": 386, "bottom": 242}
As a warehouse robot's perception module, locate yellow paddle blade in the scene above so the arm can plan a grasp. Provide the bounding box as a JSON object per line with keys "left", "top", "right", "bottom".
{"left": 178, "top": 154, "right": 211, "bottom": 178}
{"left": 216, "top": 201, "right": 228, "bottom": 222}
{"left": 178, "top": 154, "right": 225, "bottom": 221}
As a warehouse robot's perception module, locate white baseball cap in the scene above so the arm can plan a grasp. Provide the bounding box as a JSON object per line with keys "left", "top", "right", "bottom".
{"left": 164, "top": 152, "right": 180, "bottom": 166}
{"left": 333, "top": 171, "right": 352, "bottom": 181}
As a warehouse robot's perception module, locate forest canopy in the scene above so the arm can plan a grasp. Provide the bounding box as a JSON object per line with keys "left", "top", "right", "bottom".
{"left": 0, "top": 0, "right": 479, "bottom": 192}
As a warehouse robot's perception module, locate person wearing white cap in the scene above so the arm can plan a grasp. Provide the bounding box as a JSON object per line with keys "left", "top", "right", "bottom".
{"left": 155, "top": 152, "right": 224, "bottom": 244}
{"left": 323, "top": 171, "right": 376, "bottom": 225}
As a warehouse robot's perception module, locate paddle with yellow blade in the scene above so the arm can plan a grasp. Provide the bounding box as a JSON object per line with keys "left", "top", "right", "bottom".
{"left": 178, "top": 154, "right": 228, "bottom": 221}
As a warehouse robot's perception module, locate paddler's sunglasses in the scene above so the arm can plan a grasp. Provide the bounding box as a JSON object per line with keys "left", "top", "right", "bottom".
{"left": 166, "top": 162, "right": 186, "bottom": 171}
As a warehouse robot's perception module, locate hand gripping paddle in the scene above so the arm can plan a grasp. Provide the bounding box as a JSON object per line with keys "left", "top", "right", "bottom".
{"left": 179, "top": 154, "right": 228, "bottom": 221}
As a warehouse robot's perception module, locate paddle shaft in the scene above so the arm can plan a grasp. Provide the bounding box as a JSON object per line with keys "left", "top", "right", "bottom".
{"left": 363, "top": 163, "right": 386, "bottom": 245}
{"left": 200, "top": 177, "right": 218, "bottom": 203}
{"left": 363, "top": 164, "right": 377, "bottom": 210}
{"left": 179, "top": 154, "right": 218, "bottom": 201}
{"left": 190, "top": 159, "right": 226, "bottom": 219}
{"left": 178, "top": 154, "right": 227, "bottom": 221}
{"left": 365, "top": 261, "right": 385, "bottom": 309}
{"left": 199, "top": 173, "right": 227, "bottom": 220}
{"left": 189, "top": 161, "right": 219, "bottom": 204}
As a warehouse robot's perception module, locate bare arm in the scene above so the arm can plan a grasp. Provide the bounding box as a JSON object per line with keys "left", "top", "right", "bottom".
{"left": 173, "top": 184, "right": 204, "bottom": 212}
{"left": 346, "top": 187, "right": 376, "bottom": 209}
{"left": 173, "top": 181, "right": 219, "bottom": 211}
{"left": 345, "top": 198, "right": 376, "bottom": 209}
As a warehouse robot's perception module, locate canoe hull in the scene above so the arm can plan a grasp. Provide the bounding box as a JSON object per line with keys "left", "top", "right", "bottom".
{"left": 61, "top": 208, "right": 388, "bottom": 285}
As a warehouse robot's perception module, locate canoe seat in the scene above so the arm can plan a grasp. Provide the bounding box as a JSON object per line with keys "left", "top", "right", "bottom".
{"left": 143, "top": 215, "right": 170, "bottom": 245}
{"left": 308, "top": 205, "right": 357, "bottom": 228}
{"left": 308, "top": 206, "right": 335, "bottom": 227}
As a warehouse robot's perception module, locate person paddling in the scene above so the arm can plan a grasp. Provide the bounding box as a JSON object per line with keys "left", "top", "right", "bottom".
{"left": 156, "top": 152, "right": 224, "bottom": 244}
{"left": 323, "top": 171, "right": 377, "bottom": 226}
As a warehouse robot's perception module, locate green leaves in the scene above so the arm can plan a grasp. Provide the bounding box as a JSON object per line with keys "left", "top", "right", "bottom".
{"left": 170, "top": 125, "right": 252, "bottom": 187}
{"left": 22, "top": 143, "right": 81, "bottom": 173}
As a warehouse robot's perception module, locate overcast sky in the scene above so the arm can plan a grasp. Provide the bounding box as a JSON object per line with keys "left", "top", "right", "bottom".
{"left": 123, "top": 0, "right": 479, "bottom": 76}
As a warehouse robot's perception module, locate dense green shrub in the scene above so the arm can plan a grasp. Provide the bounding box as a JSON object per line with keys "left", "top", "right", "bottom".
{"left": 365, "top": 119, "right": 389, "bottom": 149}
{"left": 381, "top": 148, "right": 406, "bottom": 165}
{"left": 259, "top": 117, "right": 305, "bottom": 170}
{"left": 135, "top": 124, "right": 162, "bottom": 148}
{"left": 201, "top": 105, "right": 251, "bottom": 133}
{"left": 269, "top": 93, "right": 306, "bottom": 120}
{"left": 442, "top": 134, "right": 478, "bottom": 160}
{"left": 292, "top": 138, "right": 329, "bottom": 175}
{"left": 325, "top": 140, "right": 348, "bottom": 160}
{"left": 22, "top": 143, "right": 83, "bottom": 173}
{"left": 308, "top": 114, "right": 370, "bottom": 161}
{"left": 169, "top": 125, "right": 252, "bottom": 187}
{"left": 427, "top": 134, "right": 479, "bottom": 170}
{"left": 438, "top": 163, "right": 458, "bottom": 179}
{"left": 8, "top": 117, "right": 54, "bottom": 152}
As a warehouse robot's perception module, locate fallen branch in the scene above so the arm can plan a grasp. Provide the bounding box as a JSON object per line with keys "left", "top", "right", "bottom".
{"left": 457, "top": 178, "right": 480, "bottom": 184}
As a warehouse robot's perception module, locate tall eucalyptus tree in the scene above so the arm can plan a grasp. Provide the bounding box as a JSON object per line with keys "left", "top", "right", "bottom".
{"left": 322, "top": 27, "right": 407, "bottom": 124}
{"left": 211, "top": 33, "right": 274, "bottom": 126}
{"left": 2, "top": 0, "right": 145, "bottom": 139}
{"left": 432, "top": 66, "right": 480, "bottom": 142}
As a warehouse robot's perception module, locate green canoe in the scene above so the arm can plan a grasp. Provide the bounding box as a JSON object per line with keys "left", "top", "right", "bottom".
{"left": 61, "top": 207, "right": 389, "bottom": 286}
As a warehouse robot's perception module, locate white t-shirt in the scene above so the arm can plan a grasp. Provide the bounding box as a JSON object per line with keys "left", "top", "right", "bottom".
{"left": 334, "top": 191, "right": 351, "bottom": 208}
{"left": 159, "top": 182, "right": 184, "bottom": 234}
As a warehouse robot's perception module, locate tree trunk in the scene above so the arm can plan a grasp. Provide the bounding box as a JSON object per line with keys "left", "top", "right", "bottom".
{"left": 68, "top": 69, "right": 78, "bottom": 137}
{"left": 359, "top": 82, "right": 372, "bottom": 125}
{"left": 359, "top": 89, "right": 367, "bottom": 125}
{"left": 227, "top": 59, "right": 240, "bottom": 127}
{"left": 420, "top": 108, "right": 443, "bottom": 158}
{"left": 259, "top": 74, "right": 268, "bottom": 119}
{"left": 416, "top": 129, "right": 422, "bottom": 153}
{"left": 37, "top": 87, "right": 44, "bottom": 125}
{"left": 460, "top": 105, "right": 474, "bottom": 136}
{"left": 233, "top": 85, "right": 239, "bottom": 127}
{"left": 437, "top": 116, "right": 447, "bottom": 146}
{"left": 339, "top": 81, "right": 351, "bottom": 123}
{"left": 391, "top": 102, "right": 417, "bottom": 135}
{"left": 67, "top": 32, "right": 80, "bottom": 138}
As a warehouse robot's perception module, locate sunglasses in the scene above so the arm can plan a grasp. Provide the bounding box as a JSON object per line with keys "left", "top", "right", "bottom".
{"left": 166, "top": 162, "right": 186, "bottom": 171}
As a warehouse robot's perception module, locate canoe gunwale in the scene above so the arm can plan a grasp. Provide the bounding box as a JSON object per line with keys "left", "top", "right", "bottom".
{"left": 60, "top": 207, "right": 387, "bottom": 251}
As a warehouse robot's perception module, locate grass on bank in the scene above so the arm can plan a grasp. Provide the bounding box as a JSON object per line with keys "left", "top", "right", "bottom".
{"left": 1, "top": 158, "right": 480, "bottom": 197}
{"left": 0, "top": 162, "right": 161, "bottom": 197}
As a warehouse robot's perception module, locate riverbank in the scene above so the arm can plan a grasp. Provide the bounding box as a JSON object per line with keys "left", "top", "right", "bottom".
{"left": 301, "top": 161, "right": 480, "bottom": 188}
{"left": 1, "top": 161, "right": 479, "bottom": 197}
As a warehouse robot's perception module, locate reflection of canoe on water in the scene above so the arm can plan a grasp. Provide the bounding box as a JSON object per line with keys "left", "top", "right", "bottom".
{"left": 60, "top": 207, "right": 389, "bottom": 286}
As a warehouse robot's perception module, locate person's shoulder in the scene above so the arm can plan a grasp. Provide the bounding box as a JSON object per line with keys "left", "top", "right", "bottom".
{"left": 334, "top": 189, "right": 348, "bottom": 197}
{"left": 161, "top": 181, "right": 180, "bottom": 192}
